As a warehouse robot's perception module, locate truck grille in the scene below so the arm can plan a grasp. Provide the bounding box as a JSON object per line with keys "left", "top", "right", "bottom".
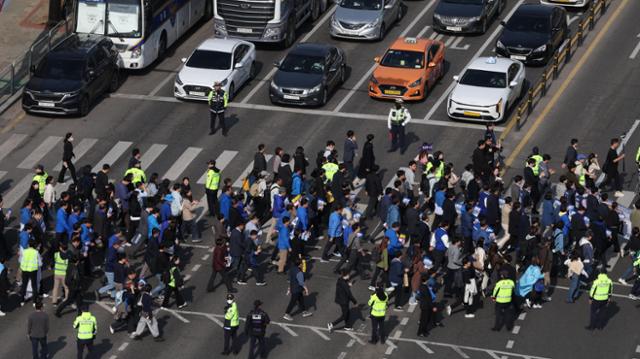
{"left": 218, "top": 0, "right": 275, "bottom": 37}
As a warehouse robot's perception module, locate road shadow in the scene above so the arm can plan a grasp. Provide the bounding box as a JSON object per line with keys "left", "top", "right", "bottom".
{"left": 92, "top": 338, "right": 114, "bottom": 358}
{"left": 48, "top": 335, "right": 68, "bottom": 358}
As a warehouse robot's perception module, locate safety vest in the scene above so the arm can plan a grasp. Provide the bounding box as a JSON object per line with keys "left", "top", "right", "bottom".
{"left": 528, "top": 154, "right": 543, "bottom": 176}
{"left": 589, "top": 274, "right": 612, "bottom": 301}
{"left": 20, "top": 247, "right": 39, "bottom": 272}
{"left": 225, "top": 302, "right": 240, "bottom": 328}
{"left": 124, "top": 167, "right": 146, "bottom": 184}
{"left": 168, "top": 266, "right": 177, "bottom": 288}
{"left": 492, "top": 279, "right": 515, "bottom": 303}
{"left": 636, "top": 146, "right": 640, "bottom": 162}
{"left": 322, "top": 162, "right": 339, "bottom": 182}
{"left": 633, "top": 253, "right": 640, "bottom": 268}
{"left": 575, "top": 163, "right": 586, "bottom": 187}
{"left": 390, "top": 108, "right": 407, "bottom": 124}
{"left": 208, "top": 89, "right": 228, "bottom": 112}
{"left": 205, "top": 169, "right": 221, "bottom": 190}
{"left": 73, "top": 312, "right": 97, "bottom": 340}
{"left": 54, "top": 251, "right": 68, "bottom": 276}
{"left": 368, "top": 293, "right": 388, "bottom": 317}
{"left": 424, "top": 161, "right": 444, "bottom": 180}
{"left": 33, "top": 172, "right": 48, "bottom": 196}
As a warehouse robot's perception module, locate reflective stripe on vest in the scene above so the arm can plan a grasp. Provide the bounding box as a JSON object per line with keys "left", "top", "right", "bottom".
{"left": 225, "top": 302, "right": 240, "bottom": 327}
{"left": 590, "top": 276, "right": 611, "bottom": 301}
{"left": 20, "top": 248, "right": 39, "bottom": 272}
{"left": 206, "top": 169, "right": 220, "bottom": 190}
{"left": 390, "top": 109, "right": 406, "bottom": 124}
{"left": 322, "top": 162, "right": 339, "bottom": 182}
{"left": 74, "top": 313, "right": 97, "bottom": 339}
{"left": 54, "top": 251, "right": 68, "bottom": 276}
{"left": 169, "top": 267, "right": 177, "bottom": 288}
{"left": 368, "top": 293, "right": 388, "bottom": 317}
{"left": 33, "top": 173, "right": 48, "bottom": 196}
{"left": 492, "top": 279, "right": 514, "bottom": 303}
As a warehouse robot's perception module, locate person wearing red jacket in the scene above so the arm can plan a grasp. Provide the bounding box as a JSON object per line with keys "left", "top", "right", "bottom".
{"left": 207, "top": 238, "right": 236, "bottom": 293}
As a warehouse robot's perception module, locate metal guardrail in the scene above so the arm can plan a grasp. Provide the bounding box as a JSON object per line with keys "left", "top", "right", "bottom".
{"left": 500, "top": 0, "right": 610, "bottom": 138}
{"left": 0, "top": 19, "right": 74, "bottom": 112}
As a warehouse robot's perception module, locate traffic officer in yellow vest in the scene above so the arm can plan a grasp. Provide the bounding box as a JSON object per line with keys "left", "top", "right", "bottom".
{"left": 321, "top": 157, "right": 339, "bottom": 183}
{"left": 222, "top": 293, "right": 240, "bottom": 355}
{"left": 368, "top": 283, "right": 389, "bottom": 344}
{"left": 20, "top": 239, "right": 42, "bottom": 306}
{"left": 491, "top": 270, "right": 515, "bottom": 332}
{"left": 424, "top": 151, "right": 445, "bottom": 181}
{"left": 73, "top": 305, "right": 97, "bottom": 359}
{"left": 33, "top": 164, "right": 48, "bottom": 197}
{"left": 635, "top": 145, "right": 640, "bottom": 166}
{"left": 52, "top": 242, "right": 69, "bottom": 305}
{"left": 124, "top": 161, "right": 146, "bottom": 185}
{"left": 527, "top": 147, "right": 544, "bottom": 177}
{"left": 205, "top": 159, "right": 221, "bottom": 217}
{"left": 586, "top": 270, "right": 612, "bottom": 330}
{"left": 208, "top": 81, "right": 229, "bottom": 136}
{"left": 387, "top": 99, "right": 411, "bottom": 154}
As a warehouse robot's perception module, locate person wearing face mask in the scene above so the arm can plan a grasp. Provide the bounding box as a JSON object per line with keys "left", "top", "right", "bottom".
{"left": 58, "top": 132, "right": 77, "bottom": 184}
{"left": 222, "top": 293, "right": 240, "bottom": 355}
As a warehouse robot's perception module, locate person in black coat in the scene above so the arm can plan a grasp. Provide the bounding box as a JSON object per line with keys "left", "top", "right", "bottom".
{"left": 277, "top": 154, "right": 293, "bottom": 193}
{"left": 58, "top": 132, "right": 78, "bottom": 184}
{"left": 328, "top": 269, "right": 357, "bottom": 331}
{"left": 442, "top": 191, "right": 457, "bottom": 237}
{"left": 331, "top": 165, "right": 347, "bottom": 206}
{"left": 417, "top": 273, "right": 436, "bottom": 337}
{"left": 293, "top": 146, "right": 309, "bottom": 176}
{"left": 485, "top": 186, "right": 501, "bottom": 232}
{"left": 364, "top": 166, "right": 382, "bottom": 220}
{"left": 252, "top": 144, "right": 268, "bottom": 177}
{"left": 357, "top": 134, "right": 376, "bottom": 179}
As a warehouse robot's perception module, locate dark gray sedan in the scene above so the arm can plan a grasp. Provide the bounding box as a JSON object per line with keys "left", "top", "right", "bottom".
{"left": 433, "top": 0, "right": 505, "bottom": 34}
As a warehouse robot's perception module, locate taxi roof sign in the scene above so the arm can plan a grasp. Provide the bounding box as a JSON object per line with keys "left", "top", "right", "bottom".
{"left": 404, "top": 37, "right": 417, "bottom": 44}
{"left": 485, "top": 57, "right": 497, "bottom": 64}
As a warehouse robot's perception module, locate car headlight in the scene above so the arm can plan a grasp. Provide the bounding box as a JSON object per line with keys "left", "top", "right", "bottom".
{"left": 175, "top": 74, "right": 183, "bottom": 86}
{"left": 433, "top": 13, "right": 442, "bottom": 20}
{"left": 496, "top": 98, "right": 503, "bottom": 114}
{"left": 534, "top": 44, "right": 547, "bottom": 52}
{"left": 331, "top": 15, "right": 338, "bottom": 27}
{"left": 363, "top": 18, "right": 380, "bottom": 29}
{"left": 469, "top": 16, "right": 481, "bottom": 22}
{"left": 130, "top": 47, "right": 142, "bottom": 59}
{"left": 219, "top": 78, "right": 228, "bottom": 86}
{"left": 309, "top": 83, "right": 323, "bottom": 94}
{"left": 370, "top": 75, "right": 379, "bottom": 85}
{"left": 270, "top": 81, "right": 279, "bottom": 90}
{"left": 496, "top": 40, "right": 505, "bottom": 49}
{"left": 408, "top": 78, "right": 421, "bottom": 88}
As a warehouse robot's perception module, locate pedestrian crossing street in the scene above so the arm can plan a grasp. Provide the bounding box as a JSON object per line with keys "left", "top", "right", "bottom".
{"left": 0, "top": 132, "right": 273, "bottom": 212}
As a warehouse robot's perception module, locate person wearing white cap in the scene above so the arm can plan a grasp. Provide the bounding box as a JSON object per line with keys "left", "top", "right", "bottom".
{"left": 207, "top": 81, "right": 229, "bottom": 136}
{"left": 387, "top": 99, "right": 411, "bottom": 154}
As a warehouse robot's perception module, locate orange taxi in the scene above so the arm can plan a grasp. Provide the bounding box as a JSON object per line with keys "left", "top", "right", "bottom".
{"left": 368, "top": 37, "right": 445, "bottom": 101}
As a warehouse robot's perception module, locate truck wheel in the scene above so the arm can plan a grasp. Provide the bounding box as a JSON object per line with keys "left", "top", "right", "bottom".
{"left": 283, "top": 21, "right": 296, "bottom": 48}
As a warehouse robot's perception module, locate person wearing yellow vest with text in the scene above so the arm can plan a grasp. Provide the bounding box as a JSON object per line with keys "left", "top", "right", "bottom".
{"left": 20, "top": 239, "right": 42, "bottom": 306}
{"left": 491, "top": 271, "right": 515, "bottom": 332}
{"left": 205, "top": 160, "right": 222, "bottom": 218}
{"left": 222, "top": 293, "right": 240, "bottom": 355}
{"left": 368, "top": 283, "right": 389, "bottom": 344}
{"left": 124, "top": 161, "right": 147, "bottom": 185}
{"left": 387, "top": 99, "right": 411, "bottom": 154}
{"left": 586, "top": 270, "right": 612, "bottom": 330}
{"left": 208, "top": 81, "right": 229, "bottom": 136}
{"left": 73, "top": 305, "right": 97, "bottom": 359}
{"left": 161, "top": 256, "right": 187, "bottom": 309}
{"left": 52, "top": 242, "right": 69, "bottom": 306}
{"left": 33, "top": 164, "right": 48, "bottom": 197}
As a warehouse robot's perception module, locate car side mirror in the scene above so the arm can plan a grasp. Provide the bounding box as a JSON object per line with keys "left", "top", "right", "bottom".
{"left": 181, "top": 57, "right": 187, "bottom": 63}
{"left": 374, "top": 56, "right": 380, "bottom": 63}
{"left": 509, "top": 80, "right": 518, "bottom": 88}
{"left": 453, "top": 75, "right": 459, "bottom": 82}
{"left": 235, "top": 63, "right": 243, "bottom": 69}
{"left": 428, "top": 62, "right": 436, "bottom": 68}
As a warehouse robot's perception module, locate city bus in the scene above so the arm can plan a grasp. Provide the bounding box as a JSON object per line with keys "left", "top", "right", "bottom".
{"left": 75, "top": 0, "right": 213, "bottom": 69}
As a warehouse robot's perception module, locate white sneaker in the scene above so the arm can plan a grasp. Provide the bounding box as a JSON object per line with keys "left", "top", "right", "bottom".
{"left": 368, "top": 286, "right": 376, "bottom": 291}
{"left": 629, "top": 294, "right": 639, "bottom": 300}
{"left": 614, "top": 191, "right": 624, "bottom": 198}
{"left": 618, "top": 278, "right": 628, "bottom": 285}
{"left": 385, "top": 287, "right": 395, "bottom": 293}
{"left": 533, "top": 304, "right": 542, "bottom": 309}
{"left": 41, "top": 293, "right": 49, "bottom": 298}
{"left": 464, "top": 314, "right": 475, "bottom": 318}
{"left": 178, "top": 302, "right": 188, "bottom": 309}
{"left": 302, "top": 311, "right": 313, "bottom": 318}
{"left": 327, "top": 322, "right": 333, "bottom": 332}
{"left": 525, "top": 298, "right": 532, "bottom": 308}
{"left": 283, "top": 314, "right": 293, "bottom": 321}
{"left": 0, "top": 311, "right": 5, "bottom": 317}
{"left": 109, "top": 325, "right": 115, "bottom": 335}
{"left": 445, "top": 305, "right": 452, "bottom": 316}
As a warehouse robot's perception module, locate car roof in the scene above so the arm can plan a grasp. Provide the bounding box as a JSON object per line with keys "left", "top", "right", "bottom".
{"left": 513, "top": 3, "right": 556, "bottom": 17}
{"left": 197, "top": 38, "right": 247, "bottom": 52}
{"left": 50, "top": 34, "right": 109, "bottom": 59}
{"left": 388, "top": 37, "right": 433, "bottom": 52}
{"left": 466, "top": 57, "right": 515, "bottom": 72}
{"left": 289, "top": 43, "right": 334, "bottom": 57}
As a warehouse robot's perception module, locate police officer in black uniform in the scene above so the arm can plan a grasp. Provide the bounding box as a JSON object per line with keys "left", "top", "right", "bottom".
{"left": 208, "top": 81, "right": 229, "bottom": 136}
{"left": 245, "top": 299, "right": 270, "bottom": 359}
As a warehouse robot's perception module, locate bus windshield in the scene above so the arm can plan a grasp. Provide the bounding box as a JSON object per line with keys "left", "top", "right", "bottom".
{"left": 76, "top": 0, "right": 142, "bottom": 38}
{"left": 76, "top": 0, "right": 107, "bottom": 34}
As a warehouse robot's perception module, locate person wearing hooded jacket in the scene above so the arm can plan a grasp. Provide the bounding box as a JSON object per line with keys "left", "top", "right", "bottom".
{"left": 368, "top": 283, "right": 389, "bottom": 344}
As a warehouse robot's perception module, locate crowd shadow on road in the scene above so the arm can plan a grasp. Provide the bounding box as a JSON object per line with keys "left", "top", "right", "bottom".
{"left": 48, "top": 335, "right": 68, "bottom": 358}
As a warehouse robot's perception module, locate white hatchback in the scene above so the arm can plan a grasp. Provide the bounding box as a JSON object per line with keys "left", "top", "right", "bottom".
{"left": 174, "top": 38, "right": 256, "bottom": 101}
{"left": 447, "top": 57, "right": 526, "bottom": 122}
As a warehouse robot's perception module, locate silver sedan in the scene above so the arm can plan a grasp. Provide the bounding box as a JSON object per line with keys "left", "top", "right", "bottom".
{"left": 330, "top": 0, "right": 403, "bottom": 41}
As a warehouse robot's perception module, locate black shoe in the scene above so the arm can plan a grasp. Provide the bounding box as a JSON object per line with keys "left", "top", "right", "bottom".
{"left": 222, "top": 131, "right": 228, "bottom": 137}
{"left": 368, "top": 340, "right": 377, "bottom": 344}
{"left": 154, "top": 337, "right": 165, "bottom": 342}
{"left": 387, "top": 148, "right": 397, "bottom": 153}
{"left": 491, "top": 327, "right": 499, "bottom": 331}
{"left": 209, "top": 129, "right": 216, "bottom": 135}
{"left": 584, "top": 326, "right": 594, "bottom": 331}
{"left": 228, "top": 288, "right": 238, "bottom": 293}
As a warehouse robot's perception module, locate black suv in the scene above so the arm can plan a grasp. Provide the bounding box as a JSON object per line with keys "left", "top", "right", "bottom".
{"left": 22, "top": 34, "right": 120, "bottom": 116}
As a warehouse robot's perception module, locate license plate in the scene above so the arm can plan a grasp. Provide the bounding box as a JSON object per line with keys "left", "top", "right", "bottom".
{"left": 446, "top": 26, "right": 462, "bottom": 32}
{"left": 283, "top": 95, "right": 300, "bottom": 100}
{"left": 38, "top": 101, "right": 55, "bottom": 107}
{"left": 463, "top": 111, "right": 481, "bottom": 118}
{"left": 190, "top": 91, "right": 205, "bottom": 96}
{"left": 237, "top": 28, "right": 252, "bottom": 34}
{"left": 384, "top": 90, "right": 401, "bottom": 95}
{"left": 510, "top": 55, "right": 527, "bottom": 61}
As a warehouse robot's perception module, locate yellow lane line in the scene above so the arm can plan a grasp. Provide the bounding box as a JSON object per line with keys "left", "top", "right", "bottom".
{"left": 1, "top": 111, "right": 26, "bottom": 134}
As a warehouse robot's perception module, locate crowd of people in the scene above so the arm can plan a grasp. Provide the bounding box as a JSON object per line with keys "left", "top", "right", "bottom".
{"left": 0, "top": 127, "right": 639, "bottom": 357}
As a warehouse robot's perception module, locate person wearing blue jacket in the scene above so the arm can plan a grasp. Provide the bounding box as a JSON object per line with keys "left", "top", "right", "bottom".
{"left": 20, "top": 199, "right": 33, "bottom": 231}
{"left": 540, "top": 193, "right": 556, "bottom": 229}
{"left": 291, "top": 169, "right": 303, "bottom": 197}
{"left": 160, "top": 194, "right": 173, "bottom": 222}
{"left": 68, "top": 206, "right": 84, "bottom": 236}
{"left": 296, "top": 199, "right": 309, "bottom": 232}
{"left": 147, "top": 210, "right": 160, "bottom": 240}
{"left": 55, "top": 202, "right": 71, "bottom": 244}
{"left": 19, "top": 224, "right": 33, "bottom": 250}
{"left": 388, "top": 252, "right": 406, "bottom": 309}
{"left": 517, "top": 258, "right": 545, "bottom": 308}
{"left": 386, "top": 222, "right": 403, "bottom": 257}
{"left": 460, "top": 200, "right": 475, "bottom": 253}
{"left": 276, "top": 217, "right": 292, "bottom": 273}
{"left": 385, "top": 197, "right": 400, "bottom": 227}
{"left": 322, "top": 205, "right": 343, "bottom": 261}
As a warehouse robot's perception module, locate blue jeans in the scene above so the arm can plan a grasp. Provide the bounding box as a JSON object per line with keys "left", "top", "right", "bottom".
{"left": 31, "top": 336, "right": 48, "bottom": 359}
{"left": 621, "top": 265, "right": 635, "bottom": 281}
{"left": 98, "top": 272, "right": 115, "bottom": 298}
{"left": 150, "top": 273, "right": 166, "bottom": 297}
{"left": 567, "top": 274, "right": 580, "bottom": 302}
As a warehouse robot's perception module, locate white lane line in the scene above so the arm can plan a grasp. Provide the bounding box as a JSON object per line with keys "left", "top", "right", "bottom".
{"left": 201, "top": 254, "right": 210, "bottom": 261}
{"left": 385, "top": 340, "right": 397, "bottom": 355}
{"left": 512, "top": 326, "right": 520, "bottom": 335}
{"left": 635, "top": 344, "right": 640, "bottom": 353}
{"left": 487, "top": 351, "right": 502, "bottom": 359}
{"left": 435, "top": 34, "right": 444, "bottom": 41}
{"left": 3, "top": 174, "right": 35, "bottom": 207}
{"left": 149, "top": 64, "right": 181, "bottom": 96}
{"left": 278, "top": 323, "right": 299, "bottom": 336}
{"left": 240, "top": 5, "right": 337, "bottom": 104}
{"left": 452, "top": 346, "right": 470, "bottom": 358}
{"left": 518, "top": 312, "right": 527, "bottom": 321}
{"left": 205, "top": 314, "right": 224, "bottom": 327}
{"left": 444, "top": 36, "right": 456, "bottom": 47}
{"left": 422, "top": 0, "right": 527, "bottom": 122}
{"left": 418, "top": 342, "right": 435, "bottom": 354}
{"left": 197, "top": 150, "right": 239, "bottom": 184}
{"left": 110, "top": 93, "right": 502, "bottom": 131}
{"left": 346, "top": 331, "right": 365, "bottom": 345}
{"left": 506, "top": 340, "right": 514, "bottom": 349}
{"left": 161, "top": 308, "right": 190, "bottom": 323}
{"left": 313, "top": 328, "right": 331, "bottom": 341}
{"left": 54, "top": 138, "right": 98, "bottom": 172}
{"left": 429, "top": 32, "right": 438, "bottom": 40}
{"left": 400, "top": 317, "right": 409, "bottom": 326}
{"left": 232, "top": 154, "right": 273, "bottom": 188}
{"left": 94, "top": 299, "right": 115, "bottom": 314}
{"left": 191, "top": 264, "right": 201, "bottom": 272}
{"left": 332, "top": 0, "right": 438, "bottom": 113}
{"left": 630, "top": 33, "right": 640, "bottom": 59}
{"left": 18, "top": 135, "right": 62, "bottom": 169}
{"left": 91, "top": 141, "right": 132, "bottom": 173}
{"left": 163, "top": 146, "right": 202, "bottom": 181}
{"left": 407, "top": 303, "right": 416, "bottom": 313}
{"left": 393, "top": 330, "right": 402, "bottom": 339}
{"left": 0, "top": 133, "right": 27, "bottom": 163}
{"left": 416, "top": 25, "right": 431, "bottom": 38}
{"left": 118, "top": 342, "right": 129, "bottom": 351}
{"left": 346, "top": 339, "right": 355, "bottom": 348}
{"left": 140, "top": 144, "right": 168, "bottom": 171}
{"left": 337, "top": 352, "right": 347, "bottom": 359}
{"left": 180, "top": 243, "right": 211, "bottom": 249}
{"left": 450, "top": 37, "right": 470, "bottom": 51}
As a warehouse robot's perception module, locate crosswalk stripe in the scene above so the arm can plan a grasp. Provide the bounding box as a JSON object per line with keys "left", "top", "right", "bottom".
{"left": 163, "top": 147, "right": 203, "bottom": 181}
{"left": 91, "top": 141, "right": 133, "bottom": 173}
{"left": 0, "top": 133, "right": 28, "bottom": 163}
{"left": 197, "top": 150, "right": 239, "bottom": 184}
{"left": 231, "top": 154, "right": 273, "bottom": 188}
{"left": 0, "top": 171, "right": 7, "bottom": 180}
{"left": 444, "top": 36, "right": 456, "bottom": 47}
{"left": 3, "top": 174, "right": 35, "bottom": 208}
{"left": 17, "top": 136, "right": 62, "bottom": 169}
{"left": 140, "top": 144, "right": 168, "bottom": 171}
{"left": 53, "top": 138, "right": 99, "bottom": 173}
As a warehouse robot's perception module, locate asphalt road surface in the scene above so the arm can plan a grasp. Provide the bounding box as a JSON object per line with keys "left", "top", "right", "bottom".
{"left": 0, "top": 0, "right": 639, "bottom": 358}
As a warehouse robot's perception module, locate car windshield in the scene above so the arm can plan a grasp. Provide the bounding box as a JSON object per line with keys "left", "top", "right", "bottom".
{"left": 460, "top": 69, "right": 506, "bottom": 88}
{"left": 339, "top": 0, "right": 382, "bottom": 10}
{"left": 186, "top": 50, "right": 232, "bottom": 70}
{"left": 35, "top": 57, "right": 84, "bottom": 81}
{"left": 279, "top": 54, "right": 325, "bottom": 74}
{"left": 443, "top": 0, "right": 484, "bottom": 5}
{"left": 380, "top": 50, "right": 424, "bottom": 69}
{"left": 506, "top": 14, "right": 550, "bottom": 33}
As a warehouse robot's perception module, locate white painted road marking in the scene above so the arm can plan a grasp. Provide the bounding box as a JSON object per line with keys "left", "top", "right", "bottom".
{"left": 232, "top": 154, "right": 273, "bottom": 188}
{"left": 506, "top": 340, "right": 515, "bottom": 349}
{"left": 118, "top": 342, "right": 129, "bottom": 351}
{"left": 631, "top": 33, "right": 640, "bottom": 59}
{"left": 0, "top": 133, "right": 27, "bottom": 163}
{"left": 418, "top": 342, "right": 435, "bottom": 354}
{"left": 3, "top": 174, "right": 36, "bottom": 207}
{"left": 416, "top": 25, "right": 431, "bottom": 38}
{"left": 278, "top": 323, "right": 299, "bottom": 337}
{"left": 512, "top": 325, "right": 521, "bottom": 335}
{"left": 91, "top": 141, "right": 132, "bottom": 173}
{"left": 18, "top": 135, "right": 62, "bottom": 169}
{"left": 140, "top": 144, "right": 168, "bottom": 171}
{"left": 197, "top": 150, "right": 239, "bottom": 184}
{"left": 163, "top": 146, "right": 202, "bottom": 181}
{"left": 313, "top": 328, "right": 331, "bottom": 341}
{"left": 191, "top": 264, "right": 201, "bottom": 272}
{"left": 452, "top": 346, "right": 470, "bottom": 358}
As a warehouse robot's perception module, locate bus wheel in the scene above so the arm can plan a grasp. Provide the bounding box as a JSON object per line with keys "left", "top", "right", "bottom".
{"left": 158, "top": 33, "right": 167, "bottom": 60}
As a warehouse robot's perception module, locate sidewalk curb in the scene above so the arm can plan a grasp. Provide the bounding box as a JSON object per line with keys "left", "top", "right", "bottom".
{"left": 0, "top": 90, "right": 23, "bottom": 116}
